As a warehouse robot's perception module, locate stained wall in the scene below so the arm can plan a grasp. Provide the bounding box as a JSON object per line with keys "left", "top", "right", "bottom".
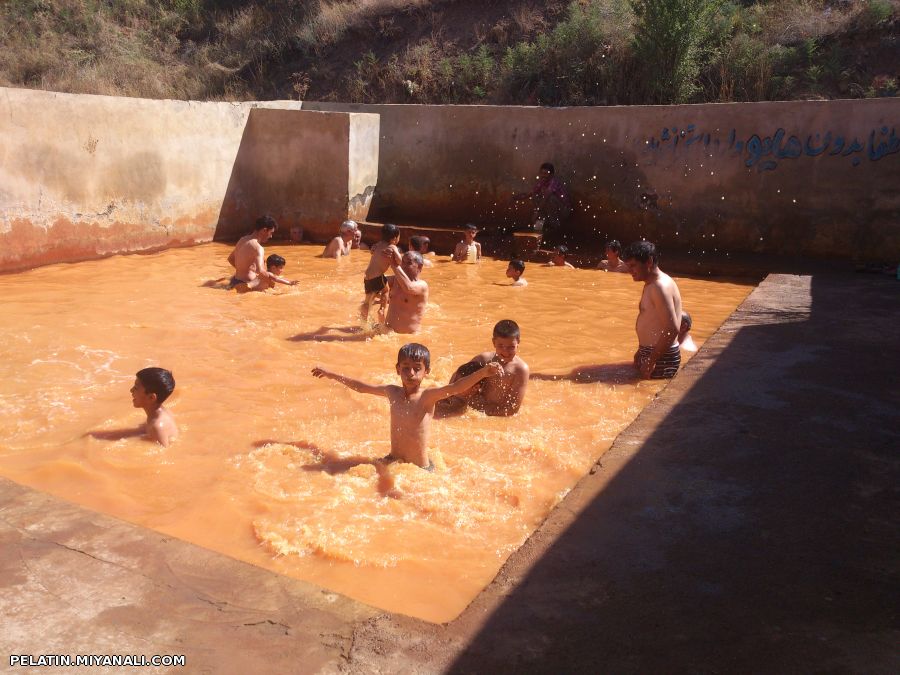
{"left": 303, "top": 99, "right": 900, "bottom": 260}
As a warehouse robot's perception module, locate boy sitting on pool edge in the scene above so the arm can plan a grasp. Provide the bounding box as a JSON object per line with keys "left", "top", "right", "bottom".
{"left": 130, "top": 367, "right": 178, "bottom": 447}
{"left": 312, "top": 343, "right": 502, "bottom": 470}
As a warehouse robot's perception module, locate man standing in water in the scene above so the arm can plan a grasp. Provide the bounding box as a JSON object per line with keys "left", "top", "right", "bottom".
{"left": 623, "top": 240, "right": 683, "bottom": 379}
{"left": 437, "top": 319, "right": 530, "bottom": 416}
{"left": 514, "top": 162, "right": 572, "bottom": 248}
{"left": 384, "top": 250, "right": 429, "bottom": 334}
{"left": 227, "top": 215, "right": 279, "bottom": 292}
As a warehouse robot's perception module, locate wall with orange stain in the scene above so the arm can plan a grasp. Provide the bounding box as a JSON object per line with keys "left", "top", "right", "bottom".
{"left": 0, "top": 87, "right": 303, "bottom": 273}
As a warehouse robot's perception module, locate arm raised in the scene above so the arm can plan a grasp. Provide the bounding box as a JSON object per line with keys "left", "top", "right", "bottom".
{"left": 422, "top": 361, "right": 503, "bottom": 405}
{"left": 311, "top": 366, "right": 390, "bottom": 397}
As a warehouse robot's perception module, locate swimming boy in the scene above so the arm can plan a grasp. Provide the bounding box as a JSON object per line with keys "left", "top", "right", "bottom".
{"left": 252, "top": 254, "right": 299, "bottom": 291}
{"left": 131, "top": 367, "right": 178, "bottom": 447}
{"left": 452, "top": 224, "right": 481, "bottom": 262}
{"left": 361, "top": 223, "right": 402, "bottom": 323}
{"left": 545, "top": 245, "right": 575, "bottom": 268}
{"left": 623, "top": 240, "right": 683, "bottom": 379}
{"left": 312, "top": 344, "right": 502, "bottom": 470}
{"left": 678, "top": 311, "right": 698, "bottom": 353}
{"left": 438, "top": 319, "right": 530, "bottom": 416}
{"left": 385, "top": 250, "right": 429, "bottom": 334}
{"left": 409, "top": 235, "right": 434, "bottom": 267}
{"left": 322, "top": 220, "right": 357, "bottom": 258}
{"left": 227, "top": 215, "right": 278, "bottom": 292}
{"left": 597, "top": 239, "right": 629, "bottom": 272}
{"left": 506, "top": 259, "right": 528, "bottom": 286}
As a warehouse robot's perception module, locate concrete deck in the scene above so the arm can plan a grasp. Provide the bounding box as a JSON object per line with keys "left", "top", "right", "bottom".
{"left": 2, "top": 273, "right": 898, "bottom": 673}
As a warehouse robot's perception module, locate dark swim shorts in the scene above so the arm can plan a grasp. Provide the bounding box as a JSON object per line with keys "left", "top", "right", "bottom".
{"left": 227, "top": 276, "right": 249, "bottom": 289}
{"left": 637, "top": 344, "right": 681, "bottom": 379}
{"left": 364, "top": 274, "right": 388, "bottom": 294}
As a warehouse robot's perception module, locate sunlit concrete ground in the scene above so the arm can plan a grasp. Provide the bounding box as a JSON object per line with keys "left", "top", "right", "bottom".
{"left": 1, "top": 271, "right": 897, "bottom": 674}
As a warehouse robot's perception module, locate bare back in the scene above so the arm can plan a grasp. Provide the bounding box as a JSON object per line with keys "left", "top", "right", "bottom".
{"left": 636, "top": 270, "right": 682, "bottom": 347}
{"left": 365, "top": 241, "right": 398, "bottom": 280}
{"left": 230, "top": 235, "right": 266, "bottom": 282}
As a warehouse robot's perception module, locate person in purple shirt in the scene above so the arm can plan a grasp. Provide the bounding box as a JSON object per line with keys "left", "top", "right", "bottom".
{"left": 514, "top": 162, "right": 572, "bottom": 248}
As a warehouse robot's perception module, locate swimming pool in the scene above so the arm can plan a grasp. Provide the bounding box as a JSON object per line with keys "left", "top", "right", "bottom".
{"left": 0, "top": 243, "right": 752, "bottom": 622}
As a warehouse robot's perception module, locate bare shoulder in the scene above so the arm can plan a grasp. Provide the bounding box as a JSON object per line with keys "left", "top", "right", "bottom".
{"left": 510, "top": 357, "right": 530, "bottom": 376}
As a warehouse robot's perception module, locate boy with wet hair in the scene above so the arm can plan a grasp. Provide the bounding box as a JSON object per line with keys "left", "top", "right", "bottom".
{"left": 361, "top": 223, "right": 402, "bottom": 323}
{"left": 408, "top": 235, "right": 434, "bottom": 267}
{"left": 546, "top": 245, "right": 575, "bottom": 268}
{"left": 623, "top": 240, "right": 684, "bottom": 379}
{"left": 131, "top": 367, "right": 178, "bottom": 447}
{"left": 312, "top": 343, "right": 502, "bottom": 470}
{"left": 438, "top": 319, "right": 530, "bottom": 417}
{"left": 597, "top": 239, "right": 629, "bottom": 272}
{"left": 506, "top": 259, "right": 528, "bottom": 286}
{"left": 254, "top": 254, "right": 299, "bottom": 290}
{"left": 452, "top": 224, "right": 481, "bottom": 262}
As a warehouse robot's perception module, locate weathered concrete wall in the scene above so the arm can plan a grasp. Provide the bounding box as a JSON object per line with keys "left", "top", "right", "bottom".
{"left": 215, "top": 109, "right": 379, "bottom": 243}
{"left": 0, "top": 87, "right": 302, "bottom": 273}
{"left": 303, "top": 100, "right": 900, "bottom": 260}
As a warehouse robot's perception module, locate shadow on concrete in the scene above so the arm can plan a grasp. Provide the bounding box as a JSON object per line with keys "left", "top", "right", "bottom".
{"left": 448, "top": 273, "right": 900, "bottom": 673}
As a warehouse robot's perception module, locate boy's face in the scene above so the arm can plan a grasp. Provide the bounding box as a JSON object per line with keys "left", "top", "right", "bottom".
{"left": 606, "top": 247, "right": 619, "bottom": 261}
{"left": 130, "top": 379, "right": 156, "bottom": 409}
{"left": 268, "top": 264, "right": 284, "bottom": 276}
{"left": 492, "top": 336, "right": 519, "bottom": 364}
{"left": 506, "top": 265, "right": 520, "bottom": 280}
{"left": 626, "top": 257, "right": 652, "bottom": 281}
{"left": 464, "top": 229, "right": 477, "bottom": 243}
{"left": 396, "top": 358, "right": 428, "bottom": 391}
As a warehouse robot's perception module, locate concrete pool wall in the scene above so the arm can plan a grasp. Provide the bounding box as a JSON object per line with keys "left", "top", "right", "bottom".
{"left": 2, "top": 87, "right": 898, "bottom": 273}
{"left": 304, "top": 99, "right": 900, "bottom": 260}
{"left": 0, "top": 88, "right": 377, "bottom": 273}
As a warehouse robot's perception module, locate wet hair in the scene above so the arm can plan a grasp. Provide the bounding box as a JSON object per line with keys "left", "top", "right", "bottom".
{"left": 464, "top": 223, "right": 478, "bottom": 233}
{"left": 493, "top": 319, "right": 521, "bottom": 340}
{"left": 605, "top": 239, "right": 622, "bottom": 254}
{"left": 266, "top": 254, "right": 286, "bottom": 269}
{"left": 681, "top": 311, "right": 693, "bottom": 330}
{"left": 381, "top": 223, "right": 400, "bottom": 241}
{"left": 622, "top": 240, "right": 658, "bottom": 264}
{"left": 397, "top": 343, "right": 430, "bottom": 370}
{"left": 404, "top": 250, "right": 424, "bottom": 266}
{"left": 253, "top": 215, "right": 277, "bottom": 232}
{"left": 555, "top": 245, "right": 569, "bottom": 257}
{"left": 339, "top": 220, "right": 358, "bottom": 234}
{"left": 135, "top": 367, "right": 175, "bottom": 404}
{"left": 409, "top": 235, "right": 430, "bottom": 252}
{"left": 508, "top": 259, "right": 525, "bottom": 273}
{"left": 540, "top": 162, "right": 555, "bottom": 175}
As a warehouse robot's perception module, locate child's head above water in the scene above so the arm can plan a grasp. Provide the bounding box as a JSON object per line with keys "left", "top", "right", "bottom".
{"left": 133, "top": 367, "right": 175, "bottom": 408}
{"left": 266, "top": 253, "right": 286, "bottom": 275}
{"left": 463, "top": 224, "right": 478, "bottom": 242}
{"left": 552, "top": 245, "right": 569, "bottom": 265}
{"left": 381, "top": 223, "right": 401, "bottom": 243}
{"left": 605, "top": 239, "right": 622, "bottom": 258}
{"left": 506, "top": 259, "right": 525, "bottom": 280}
{"left": 396, "top": 343, "right": 431, "bottom": 389}
{"left": 409, "top": 235, "right": 431, "bottom": 253}
{"left": 492, "top": 319, "right": 521, "bottom": 363}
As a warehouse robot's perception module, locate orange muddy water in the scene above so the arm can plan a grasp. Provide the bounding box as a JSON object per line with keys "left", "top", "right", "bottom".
{"left": 0, "top": 243, "right": 752, "bottom": 622}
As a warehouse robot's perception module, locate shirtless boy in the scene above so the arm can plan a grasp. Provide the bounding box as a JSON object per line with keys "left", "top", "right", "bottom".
{"left": 408, "top": 235, "right": 434, "bottom": 267}
{"left": 385, "top": 250, "right": 429, "bottom": 334}
{"left": 130, "top": 367, "right": 178, "bottom": 447}
{"left": 597, "top": 239, "right": 629, "bottom": 272}
{"left": 361, "top": 223, "right": 402, "bottom": 323}
{"left": 252, "top": 254, "right": 299, "bottom": 291}
{"left": 438, "top": 319, "right": 530, "bottom": 416}
{"left": 312, "top": 344, "right": 502, "bottom": 470}
{"left": 545, "top": 245, "right": 575, "bottom": 268}
{"left": 452, "top": 224, "right": 481, "bottom": 262}
{"left": 227, "top": 215, "right": 278, "bottom": 292}
{"left": 506, "top": 259, "right": 528, "bottom": 286}
{"left": 623, "top": 240, "right": 683, "bottom": 379}
{"left": 322, "top": 220, "right": 357, "bottom": 258}
{"left": 678, "top": 311, "right": 698, "bottom": 353}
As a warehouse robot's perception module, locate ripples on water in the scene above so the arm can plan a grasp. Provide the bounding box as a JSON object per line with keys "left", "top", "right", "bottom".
{"left": 0, "top": 243, "right": 752, "bottom": 621}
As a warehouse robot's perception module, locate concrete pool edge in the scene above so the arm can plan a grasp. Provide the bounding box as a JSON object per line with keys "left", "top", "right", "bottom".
{"left": 3, "top": 271, "right": 898, "bottom": 673}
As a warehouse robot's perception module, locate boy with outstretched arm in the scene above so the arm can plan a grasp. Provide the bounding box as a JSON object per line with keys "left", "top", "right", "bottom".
{"left": 255, "top": 254, "right": 299, "bottom": 290}
{"left": 130, "top": 367, "right": 178, "bottom": 447}
{"left": 312, "top": 343, "right": 502, "bottom": 470}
